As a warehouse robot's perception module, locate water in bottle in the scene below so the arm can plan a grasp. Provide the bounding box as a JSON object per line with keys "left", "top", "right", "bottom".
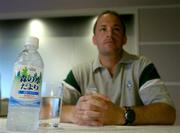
{"left": 6, "top": 36, "right": 44, "bottom": 132}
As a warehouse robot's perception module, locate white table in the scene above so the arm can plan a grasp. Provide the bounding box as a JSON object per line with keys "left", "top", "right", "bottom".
{"left": 0, "top": 118, "right": 180, "bottom": 133}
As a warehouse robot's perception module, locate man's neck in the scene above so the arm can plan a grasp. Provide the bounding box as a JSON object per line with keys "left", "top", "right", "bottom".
{"left": 99, "top": 51, "right": 123, "bottom": 77}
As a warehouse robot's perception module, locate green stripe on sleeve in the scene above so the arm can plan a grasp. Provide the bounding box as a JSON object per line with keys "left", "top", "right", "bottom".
{"left": 139, "top": 63, "right": 160, "bottom": 88}
{"left": 64, "top": 70, "right": 81, "bottom": 93}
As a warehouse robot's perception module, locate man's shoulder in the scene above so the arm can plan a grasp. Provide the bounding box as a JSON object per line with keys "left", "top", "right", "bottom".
{"left": 124, "top": 51, "right": 152, "bottom": 65}
{"left": 72, "top": 60, "right": 94, "bottom": 73}
{"left": 137, "top": 55, "right": 152, "bottom": 67}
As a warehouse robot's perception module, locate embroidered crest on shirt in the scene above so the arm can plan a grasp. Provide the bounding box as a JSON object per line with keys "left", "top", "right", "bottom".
{"left": 127, "top": 80, "right": 133, "bottom": 90}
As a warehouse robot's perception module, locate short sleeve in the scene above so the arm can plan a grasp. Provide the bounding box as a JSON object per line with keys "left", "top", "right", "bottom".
{"left": 139, "top": 79, "right": 174, "bottom": 107}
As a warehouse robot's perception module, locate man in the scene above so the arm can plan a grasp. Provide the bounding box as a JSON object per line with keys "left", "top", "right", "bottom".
{"left": 61, "top": 10, "right": 176, "bottom": 126}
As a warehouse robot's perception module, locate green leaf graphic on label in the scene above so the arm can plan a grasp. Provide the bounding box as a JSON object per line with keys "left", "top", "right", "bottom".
{"left": 21, "top": 67, "right": 29, "bottom": 77}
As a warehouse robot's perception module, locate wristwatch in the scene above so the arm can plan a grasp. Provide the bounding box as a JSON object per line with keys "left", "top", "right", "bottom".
{"left": 124, "top": 106, "right": 135, "bottom": 125}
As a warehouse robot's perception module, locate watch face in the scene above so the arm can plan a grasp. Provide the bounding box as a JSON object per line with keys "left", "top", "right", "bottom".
{"left": 125, "top": 110, "right": 135, "bottom": 123}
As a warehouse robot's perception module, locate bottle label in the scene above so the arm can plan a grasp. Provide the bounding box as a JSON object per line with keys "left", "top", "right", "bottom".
{"left": 10, "top": 65, "right": 43, "bottom": 107}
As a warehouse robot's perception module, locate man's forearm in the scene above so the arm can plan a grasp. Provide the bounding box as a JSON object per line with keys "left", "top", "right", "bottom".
{"left": 61, "top": 105, "right": 75, "bottom": 123}
{"left": 60, "top": 102, "right": 176, "bottom": 125}
{"left": 133, "top": 103, "right": 176, "bottom": 125}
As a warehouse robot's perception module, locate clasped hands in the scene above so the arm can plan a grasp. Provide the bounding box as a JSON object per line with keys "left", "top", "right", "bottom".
{"left": 71, "top": 92, "right": 125, "bottom": 126}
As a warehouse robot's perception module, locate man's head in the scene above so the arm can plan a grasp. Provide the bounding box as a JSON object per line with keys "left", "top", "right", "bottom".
{"left": 93, "top": 10, "right": 126, "bottom": 35}
{"left": 92, "top": 10, "right": 127, "bottom": 57}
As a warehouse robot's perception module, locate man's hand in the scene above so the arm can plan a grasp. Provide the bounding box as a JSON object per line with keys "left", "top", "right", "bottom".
{"left": 72, "top": 93, "right": 125, "bottom": 126}
{"left": 61, "top": 93, "right": 175, "bottom": 126}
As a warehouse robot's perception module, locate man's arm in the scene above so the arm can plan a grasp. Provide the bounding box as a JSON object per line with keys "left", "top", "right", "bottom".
{"left": 133, "top": 102, "right": 176, "bottom": 125}
{"left": 60, "top": 94, "right": 176, "bottom": 126}
{"left": 61, "top": 105, "right": 75, "bottom": 123}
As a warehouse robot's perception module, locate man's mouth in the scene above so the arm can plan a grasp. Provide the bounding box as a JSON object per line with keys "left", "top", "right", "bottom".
{"left": 104, "top": 39, "right": 114, "bottom": 44}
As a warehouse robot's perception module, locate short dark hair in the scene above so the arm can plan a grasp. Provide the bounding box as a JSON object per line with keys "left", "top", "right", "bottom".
{"left": 93, "top": 10, "right": 126, "bottom": 35}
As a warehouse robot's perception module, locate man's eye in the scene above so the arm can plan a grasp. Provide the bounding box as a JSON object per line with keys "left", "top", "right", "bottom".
{"left": 113, "top": 28, "right": 121, "bottom": 32}
{"left": 100, "top": 28, "right": 106, "bottom": 31}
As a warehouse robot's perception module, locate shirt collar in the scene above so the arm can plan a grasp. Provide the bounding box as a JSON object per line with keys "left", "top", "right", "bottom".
{"left": 92, "top": 50, "right": 138, "bottom": 72}
{"left": 93, "top": 56, "right": 103, "bottom": 72}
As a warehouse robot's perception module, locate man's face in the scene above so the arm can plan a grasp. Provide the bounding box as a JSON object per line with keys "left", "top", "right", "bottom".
{"left": 93, "top": 14, "right": 127, "bottom": 56}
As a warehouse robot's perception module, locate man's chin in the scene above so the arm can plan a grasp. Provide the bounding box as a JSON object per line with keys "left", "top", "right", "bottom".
{"left": 100, "top": 49, "right": 122, "bottom": 56}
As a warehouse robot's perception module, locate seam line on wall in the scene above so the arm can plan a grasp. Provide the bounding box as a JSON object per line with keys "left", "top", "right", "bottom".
{"left": 165, "top": 82, "right": 180, "bottom": 86}
{"left": 140, "top": 42, "right": 180, "bottom": 45}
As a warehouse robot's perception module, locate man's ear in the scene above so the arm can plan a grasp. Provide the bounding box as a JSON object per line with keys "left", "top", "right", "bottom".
{"left": 92, "top": 35, "right": 97, "bottom": 46}
{"left": 122, "top": 35, "right": 127, "bottom": 46}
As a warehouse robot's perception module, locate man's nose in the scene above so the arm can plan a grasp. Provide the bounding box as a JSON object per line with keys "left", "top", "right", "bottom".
{"left": 107, "top": 29, "right": 113, "bottom": 37}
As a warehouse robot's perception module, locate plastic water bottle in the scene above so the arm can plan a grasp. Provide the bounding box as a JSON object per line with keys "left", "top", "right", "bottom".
{"left": 6, "top": 36, "right": 44, "bottom": 132}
